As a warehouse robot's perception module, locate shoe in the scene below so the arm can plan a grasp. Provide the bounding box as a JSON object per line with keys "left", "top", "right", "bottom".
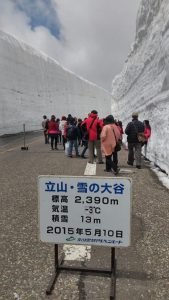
{"left": 76, "top": 154, "right": 80, "bottom": 157}
{"left": 55, "top": 148, "right": 58, "bottom": 150}
{"left": 127, "top": 161, "right": 133, "bottom": 166}
{"left": 113, "top": 167, "right": 120, "bottom": 175}
{"left": 97, "top": 161, "right": 104, "bottom": 164}
{"left": 68, "top": 155, "right": 72, "bottom": 158}
{"left": 88, "top": 161, "right": 94, "bottom": 164}
{"left": 104, "top": 169, "right": 112, "bottom": 172}
{"left": 136, "top": 165, "right": 141, "bottom": 169}
{"left": 51, "top": 148, "right": 54, "bottom": 151}
{"left": 81, "top": 155, "right": 87, "bottom": 159}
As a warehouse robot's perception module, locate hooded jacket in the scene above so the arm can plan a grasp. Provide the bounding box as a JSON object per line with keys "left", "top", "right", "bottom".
{"left": 101, "top": 124, "right": 121, "bottom": 156}
{"left": 82, "top": 113, "right": 102, "bottom": 141}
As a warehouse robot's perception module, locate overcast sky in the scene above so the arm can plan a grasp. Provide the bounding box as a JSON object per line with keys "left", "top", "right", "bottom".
{"left": 0, "top": 0, "right": 141, "bottom": 91}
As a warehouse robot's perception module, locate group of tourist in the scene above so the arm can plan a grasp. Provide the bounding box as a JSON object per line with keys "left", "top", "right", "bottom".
{"left": 42, "top": 110, "right": 151, "bottom": 174}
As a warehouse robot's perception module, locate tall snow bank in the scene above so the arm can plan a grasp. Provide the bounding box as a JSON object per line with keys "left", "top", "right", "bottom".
{"left": 0, "top": 30, "right": 112, "bottom": 135}
{"left": 112, "top": 0, "right": 169, "bottom": 176}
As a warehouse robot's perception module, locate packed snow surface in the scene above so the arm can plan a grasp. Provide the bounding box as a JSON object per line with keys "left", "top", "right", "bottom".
{"left": 0, "top": 30, "right": 112, "bottom": 135}
{"left": 112, "top": 0, "right": 169, "bottom": 180}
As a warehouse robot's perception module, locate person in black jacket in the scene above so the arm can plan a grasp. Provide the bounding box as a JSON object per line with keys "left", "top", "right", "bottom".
{"left": 66, "top": 118, "right": 80, "bottom": 157}
{"left": 125, "top": 112, "right": 144, "bottom": 169}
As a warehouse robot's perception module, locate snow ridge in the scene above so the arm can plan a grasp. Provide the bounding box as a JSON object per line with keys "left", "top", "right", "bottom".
{"left": 112, "top": 0, "right": 169, "bottom": 176}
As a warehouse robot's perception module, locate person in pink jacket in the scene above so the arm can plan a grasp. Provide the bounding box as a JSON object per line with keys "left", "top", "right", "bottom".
{"left": 143, "top": 120, "right": 151, "bottom": 159}
{"left": 47, "top": 115, "right": 59, "bottom": 150}
{"left": 101, "top": 115, "right": 121, "bottom": 174}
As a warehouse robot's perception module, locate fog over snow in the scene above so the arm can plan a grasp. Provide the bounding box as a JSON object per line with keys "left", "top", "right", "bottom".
{"left": 112, "top": 0, "right": 169, "bottom": 187}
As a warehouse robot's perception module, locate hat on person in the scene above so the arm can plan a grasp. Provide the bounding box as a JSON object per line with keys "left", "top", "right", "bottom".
{"left": 104, "top": 115, "right": 114, "bottom": 124}
{"left": 91, "top": 110, "right": 98, "bottom": 114}
{"left": 132, "top": 112, "right": 138, "bottom": 117}
{"left": 70, "top": 117, "right": 75, "bottom": 125}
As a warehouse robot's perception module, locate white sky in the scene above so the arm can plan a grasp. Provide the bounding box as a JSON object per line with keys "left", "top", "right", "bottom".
{"left": 0, "top": 0, "right": 141, "bottom": 91}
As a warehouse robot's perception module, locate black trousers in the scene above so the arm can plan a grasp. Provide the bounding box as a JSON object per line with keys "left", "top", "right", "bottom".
{"left": 105, "top": 152, "right": 117, "bottom": 172}
{"left": 113, "top": 151, "right": 118, "bottom": 165}
{"left": 50, "top": 134, "right": 58, "bottom": 149}
{"left": 62, "top": 135, "right": 67, "bottom": 150}
{"left": 81, "top": 141, "right": 88, "bottom": 157}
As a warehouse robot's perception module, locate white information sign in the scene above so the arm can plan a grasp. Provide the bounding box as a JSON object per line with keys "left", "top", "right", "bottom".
{"left": 38, "top": 176, "right": 132, "bottom": 247}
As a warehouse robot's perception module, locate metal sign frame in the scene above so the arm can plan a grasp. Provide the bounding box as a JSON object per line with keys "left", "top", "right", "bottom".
{"left": 39, "top": 175, "right": 132, "bottom": 299}
{"left": 46, "top": 244, "right": 116, "bottom": 300}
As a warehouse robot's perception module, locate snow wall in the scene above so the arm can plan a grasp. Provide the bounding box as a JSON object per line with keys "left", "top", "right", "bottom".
{"left": 0, "top": 30, "right": 112, "bottom": 135}
{"left": 112, "top": 0, "right": 169, "bottom": 175}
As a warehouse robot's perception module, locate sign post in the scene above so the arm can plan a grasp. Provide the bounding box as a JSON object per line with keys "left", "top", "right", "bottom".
{"left": 21, "top": 123, "right": 28, "bottom": 150}
{"left": 38, "top": 175, "right": 132, "bottom": 299}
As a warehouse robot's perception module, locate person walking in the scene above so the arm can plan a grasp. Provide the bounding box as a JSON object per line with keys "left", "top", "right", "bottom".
{"left": 101, "top": 115, "right": 121, "bottom": 174}
{"left": 66, "top": 118, "right": 80, "bottom": 157}
{"left": 56, "top": 118, "right": 62, "bottom": 144}
{"left": 125, "top": 112, "right": 144, "bottom": 169}
{"left": 143, "top": 120, "right": 151, "bottom": 160}
{"left": 112, "top": 120, "right": 123, "bottom": 168}
{"left": 42, "top": 115, "right": 49, "bottom": 144}
{"left": 80, "top": 118, "right": 88, "bottom": 158}
{"left": 81, "top": 110, "right": 103, "bottom": 164}
{"left": 47, "top": 115, "right": 59, "bottom": 150}
{"left": 77, "top": 118, "right": 83, "bottom": 146}
{"left": 59, "top": 116, "right": 67, "bottom": 150}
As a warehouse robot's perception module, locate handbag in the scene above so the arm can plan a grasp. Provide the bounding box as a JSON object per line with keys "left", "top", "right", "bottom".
{"left": 65, "top": 141, "right": 70, "bottom": 155}
{"left": 115, "top": 142, "right": 121, "bottom": 152}
{"left": 112, "top": 127, "right": 121, "bottom": 152}
{"left": 137, "top": 132, "right": 147, "bottom": 143}
{"left": 133, "top": 123, "right": 146, "bottom": 143}
{"left": 133, "top": 123, "right": 146, "bottom": 144}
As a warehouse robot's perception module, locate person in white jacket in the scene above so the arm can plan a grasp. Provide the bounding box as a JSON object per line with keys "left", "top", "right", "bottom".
{"left": 42, "top": 115, "right": 49, "bottom": 144}
{"left": 59, "top": 116, "right": 67, "bottom": 150}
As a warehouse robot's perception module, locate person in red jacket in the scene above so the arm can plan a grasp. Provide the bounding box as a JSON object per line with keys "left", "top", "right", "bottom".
{"left": 143, "top": 120, "right": 151, "bottom": 160}
{"left": 81, "top": 110, "right": 103, "bottom": 164}
{"left": 47, "top": 115, "right": 59, "bottom": 150}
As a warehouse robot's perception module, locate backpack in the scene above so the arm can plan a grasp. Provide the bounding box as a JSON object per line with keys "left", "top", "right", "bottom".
{"left": 66, "top": 125, "right": 76, "bottom": 139}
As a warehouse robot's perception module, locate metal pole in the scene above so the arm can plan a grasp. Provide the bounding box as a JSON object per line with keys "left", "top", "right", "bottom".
{"left": 46, "top": 244, "right": 59, "bottom": 295}
{"left": 23, "top": 124, "right": 25, "bottom": 148}
{"left": 110, "top": 248, "right": 116, "bottom": 300}
{"left": 54, "top": 244, "right": 59, "bottom": 271}
{"left": 21, "top": 123, "right": 28, "bottom": 150}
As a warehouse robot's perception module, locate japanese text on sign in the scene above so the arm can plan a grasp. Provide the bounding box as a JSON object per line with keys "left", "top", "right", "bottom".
{"left": 39, "top": 176, "right": 131, "bottom": 247}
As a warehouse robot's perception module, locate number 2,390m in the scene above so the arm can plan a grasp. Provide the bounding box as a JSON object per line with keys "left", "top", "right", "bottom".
{"left": 75, "top": 196, "right": 118, "bottom": 205}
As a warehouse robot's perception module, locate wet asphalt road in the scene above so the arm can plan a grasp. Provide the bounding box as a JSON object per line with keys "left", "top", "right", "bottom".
{"left": 0, "top": 133, "right": 169, "bottom": 300}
